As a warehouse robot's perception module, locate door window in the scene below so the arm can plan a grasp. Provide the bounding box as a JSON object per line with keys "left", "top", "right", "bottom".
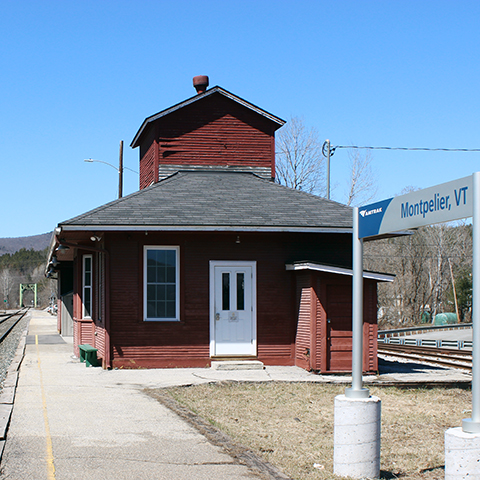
{"left": 236, "top": 273, "right": 245, "bottom": 310}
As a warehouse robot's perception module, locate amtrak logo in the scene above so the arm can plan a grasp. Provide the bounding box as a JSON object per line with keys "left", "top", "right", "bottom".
{"left": 359, "top": 207, "right": 382, "bottom": 217}
{"left": 358, "top": 198, "right": 393, "bottom": 238}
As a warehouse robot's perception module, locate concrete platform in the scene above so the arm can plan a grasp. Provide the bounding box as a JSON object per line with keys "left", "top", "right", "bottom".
{"left": 0, "top": 310, "right": 472, "bottom": 479}
{"left": 211, "top": 360, "right": 265, "bottom": 370}
{"left": 0, "top": 311, "right": 275, "bottom": 480}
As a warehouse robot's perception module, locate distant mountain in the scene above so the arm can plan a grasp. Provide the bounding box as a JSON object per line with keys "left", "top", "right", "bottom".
{"left": 0, "top": 232, "right": 52, "bottom": 256}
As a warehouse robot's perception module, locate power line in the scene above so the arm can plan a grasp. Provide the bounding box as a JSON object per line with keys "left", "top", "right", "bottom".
{"left": 330, "top": 144, "right": 480, "bottom": 154}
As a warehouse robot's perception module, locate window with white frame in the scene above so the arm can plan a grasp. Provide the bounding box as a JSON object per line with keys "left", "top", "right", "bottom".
{"left": 144, "top": 246, "right": 179, "bottom": 321}
{"left": 82, "top": 254, "right": 92, "bottom": 319}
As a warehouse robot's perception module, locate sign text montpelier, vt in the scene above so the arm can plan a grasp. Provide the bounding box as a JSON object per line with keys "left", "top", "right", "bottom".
{"left": 358, "top": 175, "right": 473, "bottom": 239}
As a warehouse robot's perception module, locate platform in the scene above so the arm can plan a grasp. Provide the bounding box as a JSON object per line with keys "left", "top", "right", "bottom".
{"left": 0, "top": 310, "right": 472, "bottom": 479}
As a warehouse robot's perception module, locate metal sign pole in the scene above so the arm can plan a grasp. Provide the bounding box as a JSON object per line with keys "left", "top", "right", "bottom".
{"left": 463, "top": 171, "right": 480, "bottom": 432}
{"left": 345, "top": 207, "right": 369, "bottom": 399}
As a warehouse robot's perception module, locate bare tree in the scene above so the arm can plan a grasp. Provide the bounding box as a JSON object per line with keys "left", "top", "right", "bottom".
{"left": 0, "top": 268, "right": 13, "bottom": 310}
{"left": 365, "top": 223, "right": 473, "bottom": 327}
{"left": 275, "top": 116, "right": 325, "bottom": 195}
{"left": 344, "top": 149, "right": 378, "bottom": 207}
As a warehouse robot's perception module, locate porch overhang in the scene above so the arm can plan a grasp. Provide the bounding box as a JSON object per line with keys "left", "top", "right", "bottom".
{"left": 285, "top": 261, "right": 395, "bottom": 282}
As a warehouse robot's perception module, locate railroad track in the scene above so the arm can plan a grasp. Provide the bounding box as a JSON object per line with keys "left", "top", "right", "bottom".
{"left": 0, "top": 308, "right": 29, "bottom": 343}
{"left": 378, "top": 343, "right": 473, "bottom": 372}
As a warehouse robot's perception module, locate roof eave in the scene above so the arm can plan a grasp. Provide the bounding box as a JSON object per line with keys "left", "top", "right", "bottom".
{"left": 59, "top": 225, "right": 352, "bottom": 234}
{"left": 285, "top": 262, "right": 395, "bottom": 282}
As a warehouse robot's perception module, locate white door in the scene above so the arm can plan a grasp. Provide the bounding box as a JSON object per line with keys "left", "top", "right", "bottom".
{"left": 210, "top": 261, "right": 256, "bottom": 356}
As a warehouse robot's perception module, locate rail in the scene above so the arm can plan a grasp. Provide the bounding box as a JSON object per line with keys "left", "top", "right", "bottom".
{"left": 0, "top": 308, "right": 29, "bottom": 343}
{"left": 378, "top": 343, "right": 472, "bottom": 372}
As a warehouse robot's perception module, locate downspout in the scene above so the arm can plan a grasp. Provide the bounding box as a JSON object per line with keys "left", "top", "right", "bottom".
{"left": 54, "top": 236, "right": 112, "bottom": 369}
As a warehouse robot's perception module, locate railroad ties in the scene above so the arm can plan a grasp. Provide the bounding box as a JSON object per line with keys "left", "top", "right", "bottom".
{"left": 0, "top": 309, "right": 29, "bottom": 344}
{"left": 377, "top": 343, "right": 473, "bottom": 371}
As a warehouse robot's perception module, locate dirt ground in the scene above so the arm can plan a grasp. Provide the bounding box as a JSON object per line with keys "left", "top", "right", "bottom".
{"left": 151, "top": 382, "right": 471, "bottom": 480}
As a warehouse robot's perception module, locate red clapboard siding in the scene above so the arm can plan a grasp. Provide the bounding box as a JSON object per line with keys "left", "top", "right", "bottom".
{"left": 294, "top": 272, "right": 312, "bottom": 369}
{"left": 157, "top": 113, "right": 272, "bottom": 167}
{"left": 104, "top": 231, "right": 332, "bottom": 367}
{"left": 364, "top": 281, "right": 378, "bottom": 372}
{"left": 313, "top": 278, "right": 326, "bottom": 371}
{"left": 139, "top": 143, "right": 156, "bottom": 189}
{"left": 326, "top": 284, "right": 353, "bottom": 372}
{"left": 138, "top": 94, "right": 276, "bottom": 186}
{"left": 80, "top": 230, "right": 371, "bottom": 369}
{"left": 94, "top": 324, "right": 106, "bottom": 365}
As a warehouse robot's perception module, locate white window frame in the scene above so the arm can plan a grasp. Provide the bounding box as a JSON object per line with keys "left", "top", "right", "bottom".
{"left": 144, "top": 246, "right": 180, "bottom": 322}
{"left": 82, "top": 254, "right": 93, "bottom": 319}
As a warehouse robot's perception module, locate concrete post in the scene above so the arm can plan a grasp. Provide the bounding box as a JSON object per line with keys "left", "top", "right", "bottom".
{"left": 445, "top": 172, "right": 480, "bottom": 479}
{"left": 334, "top": 394, "right": 381, "bottom": 479}
{"left": 445, "top": 427, "right": 480, "bottom": 479}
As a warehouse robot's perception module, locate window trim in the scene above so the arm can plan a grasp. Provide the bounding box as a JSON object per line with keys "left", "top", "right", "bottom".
{"left": 143, "top": 246, "right": 180, "bottom": 322}
{"left": 82, "top": 254, "right": 93, "bottom": 319}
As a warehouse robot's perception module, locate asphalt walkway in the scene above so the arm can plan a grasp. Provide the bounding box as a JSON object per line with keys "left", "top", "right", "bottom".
{"left": 0, "top": 310, "right": 472, "bottom": 479}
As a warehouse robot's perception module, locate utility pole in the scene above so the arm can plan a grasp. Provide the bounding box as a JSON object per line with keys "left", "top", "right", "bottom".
{"left": 326, "top": 139, "right": 331, "bottom": 200}
{"left": 85, "top": 141, "right": 138, "bottom": 200}
{"left": 322, "top": 140, "right": 334, "bottom": 200}
{"left": 118, "top": 140, "right": 124, "bottom": 199}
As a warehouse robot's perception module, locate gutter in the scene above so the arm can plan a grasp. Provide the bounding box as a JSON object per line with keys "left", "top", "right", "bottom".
{"left": 59, "top": 225, "right": 353, "bottom": 234}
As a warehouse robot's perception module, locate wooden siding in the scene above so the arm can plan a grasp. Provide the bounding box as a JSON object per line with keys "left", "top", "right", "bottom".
{"left": 294, "top": 272, "right": 312, "bottom": 370}
{"left": 363, "top": 281, "right": 378, "bottom": 372}
{"left": 87, "top": 231, "right": 351, "bottom": 368}
{"left": 70, "top": 250, "right": 106, "bottom": 363}
{"left": 64, "top": 230, "right": 378, "bottom": 370}
{"left": 137, "top": 95, "right": 276, "bottom": 187}
{"left": 313, "top": 277, "right": 326, "bottom": 371}
{"left": 292, "top": 272, "right": 378, "bottom": 373}
{"left": 139, "top": 142, "right": 156, "bottom": 189}
{"left": 326, "top": 284, "right": 353, "bottom": 372}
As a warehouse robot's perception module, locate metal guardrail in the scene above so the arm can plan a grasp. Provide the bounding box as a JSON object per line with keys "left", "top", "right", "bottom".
{"left": 378, "top": 323, "right": 472, "bottom": 338}
{"left": 378, "top": 336, "right": 472, "bottom": 350}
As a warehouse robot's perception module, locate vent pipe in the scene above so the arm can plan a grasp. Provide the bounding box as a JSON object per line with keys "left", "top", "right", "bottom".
{"left": 193, "top": 75, "right": 209, "bottom": 94}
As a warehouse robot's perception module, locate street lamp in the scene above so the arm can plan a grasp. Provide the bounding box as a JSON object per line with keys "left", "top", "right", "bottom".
{"left": 84, "top": 141, "right": 138, "bottom": 199}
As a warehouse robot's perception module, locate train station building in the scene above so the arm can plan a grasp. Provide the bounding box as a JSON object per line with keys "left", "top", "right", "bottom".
{"left": 46, "top": 76, "right": 393, "bottom": 371}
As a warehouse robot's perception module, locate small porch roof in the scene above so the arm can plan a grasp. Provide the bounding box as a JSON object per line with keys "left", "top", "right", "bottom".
{"left": 285, "top": 261, "right": 395, "bottom": 282}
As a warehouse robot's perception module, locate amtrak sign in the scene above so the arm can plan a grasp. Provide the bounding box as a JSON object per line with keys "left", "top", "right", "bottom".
{"left": 358, "top": 175, "right": 473, "bottom": 238}
{"left": 351, "top": 172, "right": 480, "bottom": 435}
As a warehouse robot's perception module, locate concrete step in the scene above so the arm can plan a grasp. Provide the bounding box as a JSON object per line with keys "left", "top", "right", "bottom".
{"left": 211, "top": 360, "right": 265, "bottom": 371}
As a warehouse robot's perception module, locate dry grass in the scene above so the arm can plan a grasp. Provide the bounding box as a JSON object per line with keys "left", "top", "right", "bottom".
{"left": 161, "top": 382, "right": 471, "bottom": 480}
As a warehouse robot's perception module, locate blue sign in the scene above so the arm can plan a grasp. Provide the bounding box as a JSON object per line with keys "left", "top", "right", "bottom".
{"left": 358, "top": 175, "right": 473, "bottom": 239}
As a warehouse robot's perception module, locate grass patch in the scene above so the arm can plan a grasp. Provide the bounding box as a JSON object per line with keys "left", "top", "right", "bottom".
{"left": 157, "top": 382, "right": 471, "bottom": 480}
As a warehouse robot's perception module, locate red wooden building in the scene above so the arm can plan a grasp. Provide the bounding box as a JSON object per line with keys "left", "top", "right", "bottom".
{"left": 47, "top": 76, "right": 393, "bottom": 372}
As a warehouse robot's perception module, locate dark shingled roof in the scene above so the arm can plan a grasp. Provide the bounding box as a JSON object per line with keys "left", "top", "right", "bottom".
{"left": 59, "top": 171, "right": 352, "bottom": 232}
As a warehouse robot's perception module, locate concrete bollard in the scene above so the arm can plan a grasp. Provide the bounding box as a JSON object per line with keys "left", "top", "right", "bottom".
{"left": 334, "top": 394, "right": 381, "bottom": 479}
{"left": 445, "top": 427, "right": 480, "bottom": 479}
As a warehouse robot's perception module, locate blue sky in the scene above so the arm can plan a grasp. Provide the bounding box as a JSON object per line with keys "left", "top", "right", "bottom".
{"left": 1, "top": 1, "right": 479, "bottom": 238}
